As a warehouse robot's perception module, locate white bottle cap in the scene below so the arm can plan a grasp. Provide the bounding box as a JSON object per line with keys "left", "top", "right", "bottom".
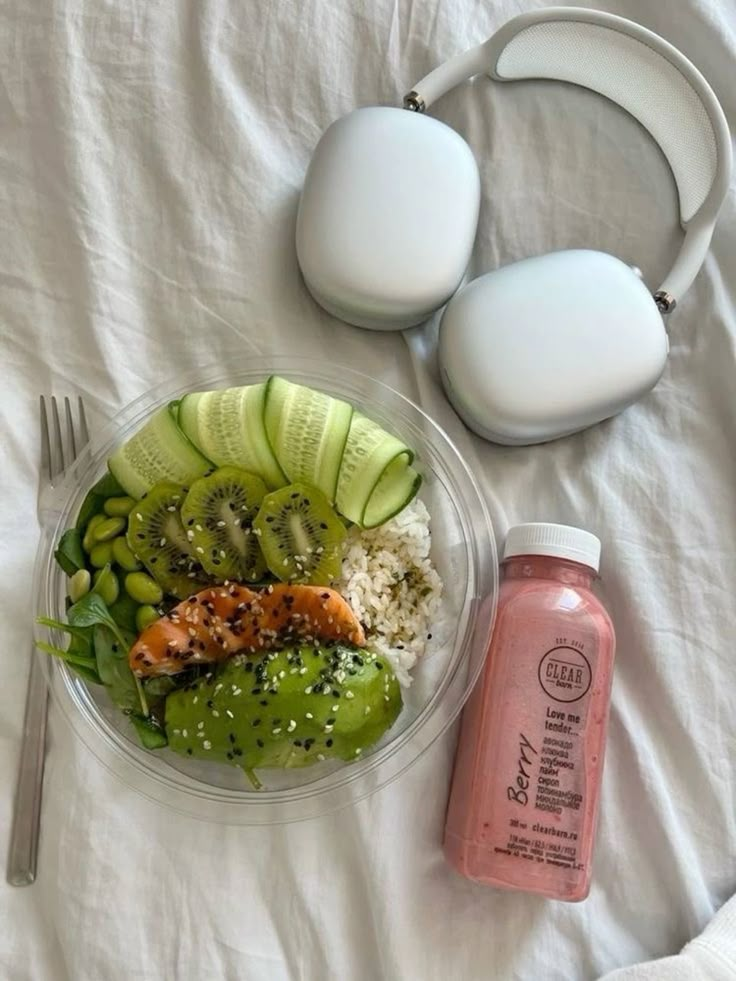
{"left": 503, "top": 523, "right": 601, "bottom": 572}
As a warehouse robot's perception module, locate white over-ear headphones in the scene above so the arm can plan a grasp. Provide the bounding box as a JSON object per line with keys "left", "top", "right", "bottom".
{"left": 296, "top": 7, "right": 731, "bottom": 444}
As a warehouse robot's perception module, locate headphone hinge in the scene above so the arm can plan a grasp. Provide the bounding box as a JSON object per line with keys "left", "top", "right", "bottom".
{"left": 403, "top": 91, "right": 426, "bottom": 113}
{"left": 653, "top": 290, "right": 677, "bottom": 314}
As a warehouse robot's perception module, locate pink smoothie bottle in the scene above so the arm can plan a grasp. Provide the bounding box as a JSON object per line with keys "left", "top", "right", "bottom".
{"left": 444, "top": 523, "right": 615, "bottom": 902}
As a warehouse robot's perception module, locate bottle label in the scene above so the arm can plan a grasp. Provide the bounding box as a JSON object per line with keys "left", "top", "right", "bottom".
{"left": 486, "top": 631, "right": 603, "bottom": 875}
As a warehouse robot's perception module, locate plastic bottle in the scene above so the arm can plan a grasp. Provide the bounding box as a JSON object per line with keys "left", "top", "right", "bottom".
{"left": 444, "top": 523, "right": 615, "bottom": 901}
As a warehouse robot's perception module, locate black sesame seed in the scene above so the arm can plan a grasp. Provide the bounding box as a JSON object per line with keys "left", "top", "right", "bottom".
{"left": 260, "top": 699, "right": 269, "bottom": 707}
{"left": 229, "top": 733, "right": 236, "bottom": 744}
{"left": 186, "top": 748, "right": 193, "bottom": 755}
{"left": 252, "top": 719, "right": 261, "bottom": 727}
{"left": 256, "top": 739, "right": 264, "bottom": 748}
{"left": 326, "top": 739, "right": 333, "bottom": 747}
{"left": 233, "top": 748, "right": 243, "bottom": 756}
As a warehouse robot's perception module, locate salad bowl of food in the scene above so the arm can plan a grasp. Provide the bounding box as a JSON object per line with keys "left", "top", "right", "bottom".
{"left": 34, "top": 357, "right": 497, "bottom": 824}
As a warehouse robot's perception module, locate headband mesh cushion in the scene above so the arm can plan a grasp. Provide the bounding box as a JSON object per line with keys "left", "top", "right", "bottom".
{"left": 495, "top": 20, "right": 718, "bottom": 223}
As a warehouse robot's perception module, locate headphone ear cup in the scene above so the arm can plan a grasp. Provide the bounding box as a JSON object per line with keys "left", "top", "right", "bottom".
{"left": 438, "top": 250, "right": 669, "bottom": 445}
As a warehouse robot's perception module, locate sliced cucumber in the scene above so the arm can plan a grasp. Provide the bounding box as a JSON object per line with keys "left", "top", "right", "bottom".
{"left": 264, "top": 376, "right": 353, "bottom": 502}
{"left": 178, "top": 384, "right": 285, "bottom": 489}
{"left": 108, "top": 404, "right": 211, "bottom": 499}
{"left": 363, "top": 458, "right": 421, "bottom": 528}
{"left": 336, "top": 411, "right": 415, "bottom": 525}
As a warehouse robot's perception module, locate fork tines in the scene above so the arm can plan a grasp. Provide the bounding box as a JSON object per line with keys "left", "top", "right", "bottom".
{"left": 40, "top": 396, "right": 89, "bottom": 486}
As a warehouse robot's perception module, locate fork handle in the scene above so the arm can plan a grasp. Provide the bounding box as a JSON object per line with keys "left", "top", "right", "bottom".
{"left": 7, "top": 651, "right": 49, "bottom": 886}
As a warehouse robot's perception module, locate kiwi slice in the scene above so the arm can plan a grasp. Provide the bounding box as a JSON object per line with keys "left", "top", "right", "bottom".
{"left": 180, "top": 466, "right": 268, "bottom": 583}
{"left": 126, "top": 482, "right": 209, "bottom": 599}
{"left": 253, "top": 482, "right": 347, "bottom": 584}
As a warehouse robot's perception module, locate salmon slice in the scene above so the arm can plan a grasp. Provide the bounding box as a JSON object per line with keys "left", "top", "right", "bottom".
{"left": 129, "top": 583, "right": 365, "bottom": 676}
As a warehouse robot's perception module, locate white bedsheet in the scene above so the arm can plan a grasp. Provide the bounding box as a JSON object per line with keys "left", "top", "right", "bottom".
{"left": 3, "top": 2, "right": 736, "bottom": 978}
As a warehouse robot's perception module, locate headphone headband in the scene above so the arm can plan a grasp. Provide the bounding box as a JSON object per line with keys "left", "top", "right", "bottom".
{"left": 404, "top": 7, "right": 732, "bottom": 311}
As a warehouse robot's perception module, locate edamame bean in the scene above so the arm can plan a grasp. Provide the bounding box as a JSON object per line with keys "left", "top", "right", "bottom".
{"left": 93, "top": 566, "right": 120, "bottom": 606}
{"left": 83, "top": 513, "right": 106, "bottom": 552}
{"left": 112, "top": 536, "right": 141, "bottom": 571}
{"left": 93, "top": 516, "right": 127, "bottom": 542}
{"left": 104, "top": 496, "right": 136, "bottom": 518}
{"left": 125, "top": 571, "right": 163, "bottom": 605}
{"left": 69, "top": 568, "right": 91, "bottom": 603}
{"left": 89, "top": 541, "right": 115, "bottom": 568}
{"left": 135, "top": 604, "right": 160, "bottom": 632}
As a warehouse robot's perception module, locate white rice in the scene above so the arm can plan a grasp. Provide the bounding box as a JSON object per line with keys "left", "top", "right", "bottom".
{"left": 337, "top": 498, "right": 443, "bottom": 686}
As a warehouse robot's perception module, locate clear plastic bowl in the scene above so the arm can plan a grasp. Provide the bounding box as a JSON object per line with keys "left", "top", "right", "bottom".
{"left": 34, "top": 357, "right": 497, "bottom": 824}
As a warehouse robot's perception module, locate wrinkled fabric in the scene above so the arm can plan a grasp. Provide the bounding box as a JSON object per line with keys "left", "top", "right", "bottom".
{"left": 2, "top": 1, "right": 736, "bottom": 979}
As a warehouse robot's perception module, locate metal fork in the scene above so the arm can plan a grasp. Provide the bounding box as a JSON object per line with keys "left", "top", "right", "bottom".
{"left": 7, "top": 396, "right": 89, "bottom": 886}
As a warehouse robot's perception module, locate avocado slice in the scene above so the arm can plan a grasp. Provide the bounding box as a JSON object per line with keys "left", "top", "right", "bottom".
{"left": 165, "top": 644, "right": 402, "bottom": 772}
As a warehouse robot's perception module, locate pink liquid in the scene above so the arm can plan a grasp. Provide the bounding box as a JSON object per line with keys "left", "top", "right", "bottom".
{"left": 444, "top": 555, "right": 615, "bottom": 901}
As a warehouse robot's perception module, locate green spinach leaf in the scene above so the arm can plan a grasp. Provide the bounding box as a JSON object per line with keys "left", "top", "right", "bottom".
{"left": 129, "top": 713, "right": 168, "bottom": 749}
{"left": 53, "top": 528, "right": 86, "bottom": 576}
{"left": 67, "top": 592, "right": 127, "bottom": 648}
{"left": 35, "top": 616, "right": 101, "bottom": 684}
{"left": 93, "top": 624, "right": 141, "bottom": 714}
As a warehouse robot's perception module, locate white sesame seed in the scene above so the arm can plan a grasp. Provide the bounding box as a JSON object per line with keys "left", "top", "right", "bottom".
{"left": 299, "top": 667, "right": 308, "bottom": 675}
{"left": 217, "top": 520, "right": 226, "bottom": 527}
{"left": 172, "top": 728, "right": 181, "bottom": 735}
{"left": 193, "top": 696, "right": 198, "bottom": 704}
{"left": 354, "top": 748, "right": 362, "bottom": 756}
{"left": 136, "top": 513, "right": 143, "bottom": 521}
{"left": 203, "top": 740, "right": 211, "bottom": 750}
{"left": 272, "top": 727, "right": 281, "bottom": 735}
{"left": 287, "top": 720, "right": 297, "bottom": 732}
{"left": 331, "top": 705, "right": 340, "bottom": 712}
{"left": 305, "top": 686, "right": 312, "bottom": 694}
{"left": 197, "top": 721, "right": 204, "bottom": 729}
{"left": 196, "top": 546, "right": 204, "bottom": 554}
{"left": 317, "top": 753, "right": 325, "bottom": 761}
{"left": 226, "top": 709, "right": 234, "bottom": 719}
{"left": 212, "top": 710, "right": 220, "bottom": 718}
{"left": 345, "top": 691, "right": 355, "bottom": 700}
{"left": 305, "top": 712, "right": 313, "bottom": 719}
{"left": 182, "top": 729, "right": 188, "bottom": 738}
{"left": 324, "top": 724, "right": 334, "bottom": 733}
{"left": 364, "top": 706, "right": 371, "bottom": 715}
{"left": 219, "top": 550, "right": 226, "bottom": 558}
